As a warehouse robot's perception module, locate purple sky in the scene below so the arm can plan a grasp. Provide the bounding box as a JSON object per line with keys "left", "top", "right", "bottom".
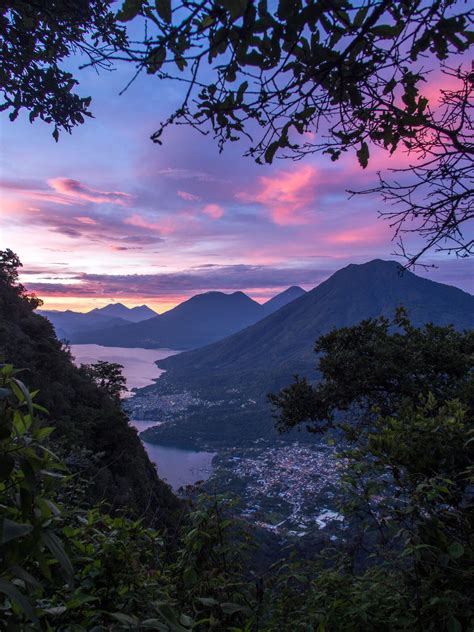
{"left": 1, "top": 44, "right": 472, "bottom": 312}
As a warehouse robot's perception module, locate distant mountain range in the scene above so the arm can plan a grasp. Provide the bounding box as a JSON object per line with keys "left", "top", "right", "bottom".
{"left": 140, "top": 259, "right": 474, "bottom": 449}
{"left": 88, "top": 303, "right": 156, "bottom": 322}
{"left": 39, "top": 302, "right": 157, "bottom": 341}
{"left": 262, "top": 285, "right": 306, "bottom": 314}
{"left": 59, "top": 286, "right": 307, "bottom": 349}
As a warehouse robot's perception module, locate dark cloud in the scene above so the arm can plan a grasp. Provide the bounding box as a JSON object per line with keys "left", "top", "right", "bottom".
{"left": 24, "top": 263, "right": 332, "bottom": 298}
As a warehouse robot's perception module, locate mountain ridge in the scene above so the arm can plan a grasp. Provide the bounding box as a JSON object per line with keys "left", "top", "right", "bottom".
{"left": 155, "top": 258, "right": 474, "bottom": 410}
{"left": 70, "top": 286, "right": 308, "bottom": 349}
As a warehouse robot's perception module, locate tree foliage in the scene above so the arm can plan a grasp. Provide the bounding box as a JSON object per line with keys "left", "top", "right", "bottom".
{"left": 0, "top": 0, "right": 126, "bottom": 139}
{"left": 0, "top": 367, "right": 256, "bottom": 629}
{"left": 111, "top": 0, "right": 473, "bottom": 263}
{"left": 81, "top": 360, "right": 128, "bottom": 400}
{"left": 270, "top": 308, "right": 474, "bottom": 434}
{"left": 269, "top": 312, "right": 474, "bottom": 630}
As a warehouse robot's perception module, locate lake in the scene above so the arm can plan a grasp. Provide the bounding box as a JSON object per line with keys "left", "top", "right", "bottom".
{"left": 71, "top": 344, "right": 216, "bottom": 490}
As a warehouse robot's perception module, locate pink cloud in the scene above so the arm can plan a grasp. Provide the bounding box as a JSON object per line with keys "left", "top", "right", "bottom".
{"left": 237, "top": 165, "right": 318, "bottom": 225}
{"left": 75, "top": 216, "right": 98, "bottom": 225}
{"left": 177, "top": 190, "right": 201, "bottom": 201}
{"left": 48, "top": 178, "right": 132, "bottom": 206}
{"left": 326, "top": 224, "right": 388, "bottom": 246}
{"left": 124, "top": 213, "right": 176, "bottom": 235}
{"left": 203, "top": 203, "right": 224, "bottom": 219}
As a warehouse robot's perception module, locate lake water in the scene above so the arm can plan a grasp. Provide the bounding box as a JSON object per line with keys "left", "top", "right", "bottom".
{"left": 70, "top": 344, "right": 179, "bottom": 392}
{"left": 71, "top": 344, "right": 216, "bottom": 490}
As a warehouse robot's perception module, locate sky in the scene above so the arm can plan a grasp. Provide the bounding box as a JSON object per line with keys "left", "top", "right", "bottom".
{"left": 1, "top": 34, "right": 472, "bottom": 313}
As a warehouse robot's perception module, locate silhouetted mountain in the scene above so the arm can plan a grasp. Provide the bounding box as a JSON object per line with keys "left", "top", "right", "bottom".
{"left": 39, "top": 309, "right": 130, "bottom": 340}
{"left": 144, "top": 260, "right": 474, "bottom": 448}
{"left": 89, "top": 303, "right": 157, "bottom": 322}
{"left": 262, "top": 286, "right": 306, "bottom": 315}
{"left": 73, "top": 291, "right": 265, "bottom": 349}
{"left": 39, "top": 303, "right": 158, "bottom": 340}
{"left": 160, "top": 260, "right": 474, "bottom": 388}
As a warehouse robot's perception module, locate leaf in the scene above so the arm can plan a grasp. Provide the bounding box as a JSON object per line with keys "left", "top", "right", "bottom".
{"left": 447, "top": 617, "right": 462, "bottom": 632}
{"left": 219, "top": 0, "right": 248, "bottom": 21}
{"left": 111, "top": 612, "right": 140, "bottom": 626}
{"left": 146, "top": 47, "right": 166, "bottom": 73}
{"left": 11, "top": 378, "right": 33, "bottom": 415}
{"left": 0, "top": 453, "right": 14, "bottom": 481}
{"left": 43, "top": 606, "right": 67, "bottom": 616}
{"left": 41, "top": 530, "right": 74, "bottom": 582}
{"left": 264, "top": 141, "right": 279, "bottom": 164}
{"left": 447, "top": 542, "right": 464, "bottom": 559}
{"left": 117, "top": 0, "right": 143, "bottom": 21}
{"left": 220, "top": 602, "right": 248, "bottom": 615}
{"left": 196, "top": 597, "right": 219, "bottom": 607}
{"left": 155, "top": 0, "right": 172, "bottom": 23}
{"left": 0, "top": 579, "right": 38, "bottom": 623}
{"left": 356, "top": 141, "right": 369, "bottom": 168}
{"left": 1, "top": 518, "right": 33, "bottom": 544}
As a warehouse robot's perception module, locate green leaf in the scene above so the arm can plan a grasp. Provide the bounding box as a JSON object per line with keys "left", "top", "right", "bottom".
{"left": 147, "top": 47, "right": 166, "bottom": 73}
{"left": 41, "top": 530, "right": 74, "bottom": 582}
{"left": 196, "top": 597, "right": 219, "bottom": 607}
{"left": 219, "top": 0, "right": 248, "bottom": 21}
{"left": 111, "top": 612, "right": 140, "bottom": 626}
{"left": 0, "top": 453, "right": 14, "bottom": 481}
{"left": 0, "top": 579, "right": 38, "bottom": 623}
{"left": 447, "top": 617, "right": 462, "bottom": 632}
{"left": 1, "top": 518, "right": 33, "bottom": 544}
{"left": 448, "top": 542, "right": 464, "bottom": 559}
{"left": 220, "top": 602, "right": 247, "bottom": 615}
{"left": 155, "top": 0, "right": 172, "bottom": 23}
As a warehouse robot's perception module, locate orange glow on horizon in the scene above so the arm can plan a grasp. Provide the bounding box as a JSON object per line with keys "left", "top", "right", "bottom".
{"left": 38, "top": 296, "right": 185, "bottom": 315}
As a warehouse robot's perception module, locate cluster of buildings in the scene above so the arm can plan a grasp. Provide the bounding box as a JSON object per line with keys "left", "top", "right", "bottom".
{"left": 125, "top": 390, "right": 201, "bottom": 420}
{"left": 214, "top": 442, "right": 345, "bottom": 536}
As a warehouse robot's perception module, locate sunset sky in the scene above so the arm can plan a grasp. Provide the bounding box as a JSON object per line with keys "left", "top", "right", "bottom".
{"left": 1, "top": 48, "right": 473, "bottom": 313}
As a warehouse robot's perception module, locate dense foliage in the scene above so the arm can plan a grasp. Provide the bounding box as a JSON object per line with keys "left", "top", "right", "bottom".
{"left": 270, "top": 309, "right": 474, "bottom": 630}
{"left": 2, "top": 319, "right": 473, "bottom": 630}
{"left": 271, "top": 308, "right": 474, "bottom": 433}
{"left": 0, "top": 0, "right": 126, "bottom": 138}
{"left": 0, "top": 367, "right": 258, "bottom": 629}
{"left": 0, "top": 250, "right": 180, "bottom": 527}
{"left": 0, "top": 249, "right": 473, "bottom": 629}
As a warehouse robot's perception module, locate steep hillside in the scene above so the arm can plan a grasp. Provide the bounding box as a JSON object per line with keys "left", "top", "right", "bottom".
{"left": 160, "top": 260, "right": 474, "bottom": 384}
{"left": 0, "top": 262, "right": 180, "bottom": 528}
{"left": 262, "top": 286, "right": 306, "bottom": 315}
{"left": 142, "top": 260, "right": 474, "bottom": 448}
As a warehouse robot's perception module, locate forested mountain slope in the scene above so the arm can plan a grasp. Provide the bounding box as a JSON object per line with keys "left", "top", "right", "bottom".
{"left": 0, "top": 257, "right": 180, "bottom": 528}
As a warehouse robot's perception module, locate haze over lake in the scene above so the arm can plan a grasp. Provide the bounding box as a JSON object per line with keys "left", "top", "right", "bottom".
{"left": 71, "top": 344, "right": 215, "bottom": 490}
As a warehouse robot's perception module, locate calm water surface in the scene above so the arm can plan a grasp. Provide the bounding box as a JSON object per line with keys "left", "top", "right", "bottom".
{"left": 71, "top": 344, "right": 216, "bottom": 490}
